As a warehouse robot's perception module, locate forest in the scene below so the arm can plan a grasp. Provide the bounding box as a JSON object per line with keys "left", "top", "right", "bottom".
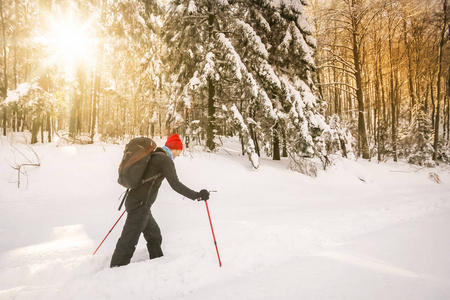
{"left": 1, "top": 0, "right": 449, "bottom": 174}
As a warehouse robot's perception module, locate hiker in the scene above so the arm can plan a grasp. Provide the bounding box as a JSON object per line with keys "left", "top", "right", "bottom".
{"left": 110, "top": 134, "right": 210, "bottom": 267}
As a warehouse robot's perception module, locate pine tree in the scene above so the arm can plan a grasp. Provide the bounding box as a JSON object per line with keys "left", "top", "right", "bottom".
{"left": 163, "top": 0, "right": 234, "bottom": 150}
{"left": 162, "top": 0, "right": 341, "bottom": 173}
{"left": 232, "top": 0, "right": 333, "bottom": 170}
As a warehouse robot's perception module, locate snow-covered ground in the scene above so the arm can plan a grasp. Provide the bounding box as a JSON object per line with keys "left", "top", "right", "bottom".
{"left": 1, "top": 134, "right": 450, "bottom": 300}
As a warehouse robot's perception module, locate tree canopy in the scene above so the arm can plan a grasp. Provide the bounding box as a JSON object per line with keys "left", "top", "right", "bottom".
{"left": 1, "top": 0, "right": 449, "bottom": 172}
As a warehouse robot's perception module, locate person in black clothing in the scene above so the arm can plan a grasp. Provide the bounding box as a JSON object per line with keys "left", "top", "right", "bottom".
{"left": 110, "top": 134, "right": 210, "bottom": 268}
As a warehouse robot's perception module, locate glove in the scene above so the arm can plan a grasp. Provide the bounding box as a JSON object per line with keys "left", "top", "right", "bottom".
{"left": 197, "top": 189, "right": 210, "bottom": 201}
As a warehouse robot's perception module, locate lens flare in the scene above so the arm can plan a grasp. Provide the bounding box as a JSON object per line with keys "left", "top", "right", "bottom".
{"left": 45, "top": 13, "right": 96, "bottom": 75}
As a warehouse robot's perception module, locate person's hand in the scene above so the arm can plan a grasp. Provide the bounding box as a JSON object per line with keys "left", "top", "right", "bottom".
{"left": 197, "top": 189, "right": 210, "bottom": 201}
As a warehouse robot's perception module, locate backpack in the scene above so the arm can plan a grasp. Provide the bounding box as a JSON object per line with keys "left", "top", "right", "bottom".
{"left": 118, "top": 137, "right": 157, "bottom": 189}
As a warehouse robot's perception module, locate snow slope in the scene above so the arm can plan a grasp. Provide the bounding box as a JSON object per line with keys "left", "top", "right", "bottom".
{"left": 1, "top": 135, "right": 450, "bottom": 300}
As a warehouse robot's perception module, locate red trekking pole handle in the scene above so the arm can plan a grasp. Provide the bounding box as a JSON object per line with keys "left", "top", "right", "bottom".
{"left": 204, "top": 199, "right": 222, "bottom": 267}
{"left": 93, "top": 209, "right": 127, "bottom": 255}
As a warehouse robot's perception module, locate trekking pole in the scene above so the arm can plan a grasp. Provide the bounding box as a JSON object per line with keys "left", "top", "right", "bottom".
{"left": 93, "top": 210, "right": 126, "bottom": 255}
{"left": 204, "top": 197, "right": 222, "bottom": 267}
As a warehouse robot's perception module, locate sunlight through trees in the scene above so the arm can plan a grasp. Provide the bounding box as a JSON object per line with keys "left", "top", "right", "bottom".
{"left": 0, "top": 0, "right": 449, "bottom": 170}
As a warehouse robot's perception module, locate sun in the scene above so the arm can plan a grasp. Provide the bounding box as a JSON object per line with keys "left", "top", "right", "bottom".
{"left": 52, "top": 20, "right": 90, "bottom": 60}
{"left": 45, "top": 13, "right": 97, "bottom": 74}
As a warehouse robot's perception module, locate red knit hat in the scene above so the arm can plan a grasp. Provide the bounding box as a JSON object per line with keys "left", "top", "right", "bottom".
{"left": 165, "top": 134, "right": 183, "bottom": 150}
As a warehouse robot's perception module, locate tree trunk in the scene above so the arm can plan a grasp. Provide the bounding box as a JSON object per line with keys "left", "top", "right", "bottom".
{"left": 91, "top": 38, "right": 104, "bottom": 141}
{"left": 431, "top": 79, "right": 435, "bottom": 129}
{"left": 239, "top": 133, "right": 244, "bottom": 155}
{"left": 272, "top": 122, "right": 280, "bottom": 161}
{"left": 346, "top": 72, "right": 353, "bottom": 119}
{"left": 206, "top": 14, "right": 216, "bottom": 151}
{"left": 40, "top": 117, "right": 44, "bottom": 142}
{"left": 333, "top": 21, "right": 340, "bottom": 115}
{"left": 1, "top": 0, "right": 8, "bottom": 136}
{"left": 31, "top": 115, "right": 40, "bottom": 144}
{"left": 206, "top": 76, "right": 216, "bottom": 150}
{"left": 388, "top": 20, "right": 398, "bottom": 162}
{"left": 433, "top": 0, "right": 448, "bottom": 161}
{"left": 282, "top": 127, "right": 288, "bottom": 158}
{"left": 375, "top": 41, "right": 382, "bottom": 162}
{"left": 404, "top": 20, "right": 415, "bottom": 124}
{"left": 69, "top": 92, "right": 80, "bottom": 137}
{"left": 378, "top": 39, "right": 386, "bottom": 159}
{"left": 446, "top": 67, "right": 450, "bottom": 140}
{"left": 425, "top": 80, "right": 430, "bottom": 114}
{"left": 70, "top": 65, "right": 84, "bottom": 137}
{"left": 46, "top": 113, "right": 51, "bottom": 142}
{"left": 352, "top": 32, "right": 370, "bottom": 159}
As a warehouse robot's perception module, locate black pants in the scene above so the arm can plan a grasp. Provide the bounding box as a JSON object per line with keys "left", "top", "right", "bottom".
{"left": 110, "top": 205, "right": 163, "bottom": 267}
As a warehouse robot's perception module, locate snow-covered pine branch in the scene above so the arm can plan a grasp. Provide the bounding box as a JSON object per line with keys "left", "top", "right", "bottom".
{"left": 216, "top": 33, "right": 243, "bottom": 80}
{"left": 235, "top": 19, "right": 269, "bottom": 59}
{"left": 230, "top": 105, "right": 260, "bottom": 169}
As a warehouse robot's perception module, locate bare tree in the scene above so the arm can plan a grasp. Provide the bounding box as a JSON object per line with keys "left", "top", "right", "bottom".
{"left": 346, "top": 0, "right": 373, "bottom": 159}
{"left": 310, "top": 0, "right": 449, "bottom": 164}
{"left": 313, "top": 0, "right": 380, "bottom": 158}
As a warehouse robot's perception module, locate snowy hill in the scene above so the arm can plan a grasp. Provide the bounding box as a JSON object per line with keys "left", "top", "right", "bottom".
{"left": 1, "top": 136, "right": 450, "bottom": 300}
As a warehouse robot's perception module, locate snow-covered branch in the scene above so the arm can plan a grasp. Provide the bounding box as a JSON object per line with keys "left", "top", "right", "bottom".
{"left": 230, "top": 105, "right": 260, "bottom": 169}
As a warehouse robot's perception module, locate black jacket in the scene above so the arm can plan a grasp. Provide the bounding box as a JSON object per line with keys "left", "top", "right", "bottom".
{"left": 126, "top": 148, "right": 198, "bottom": 211}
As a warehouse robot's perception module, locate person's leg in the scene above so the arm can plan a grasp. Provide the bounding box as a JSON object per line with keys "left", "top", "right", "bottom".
{"left": 110, "top": 206, "right": 150, "bottom": 267}
{"left": 143, "top": 211, "right": 163, "bottom": 259}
